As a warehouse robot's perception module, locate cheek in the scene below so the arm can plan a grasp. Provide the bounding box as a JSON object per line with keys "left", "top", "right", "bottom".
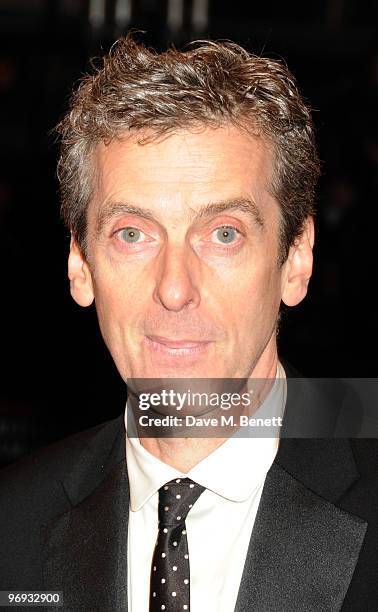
{"left": 218, "top": 264, "right": 282, "bottom": 330}
{"left": 93, "top": 256, "right": 146, "bottom": 306}
{"left": 91, "top": 268, "right": 143, "bottom": 342}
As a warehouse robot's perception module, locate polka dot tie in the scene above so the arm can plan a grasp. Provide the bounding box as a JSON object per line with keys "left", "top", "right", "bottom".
{"left": 149, "top": 478, "right": 205, "bottom": 612}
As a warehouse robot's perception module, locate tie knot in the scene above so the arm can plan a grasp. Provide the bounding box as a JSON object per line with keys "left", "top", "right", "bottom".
{"left": 158, "top": 478, "right": 205, "bottom": 526}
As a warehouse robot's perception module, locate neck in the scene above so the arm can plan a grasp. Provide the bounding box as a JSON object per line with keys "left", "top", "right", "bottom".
{"left": 139, "top": 349, "right": 279, "bottom": 472}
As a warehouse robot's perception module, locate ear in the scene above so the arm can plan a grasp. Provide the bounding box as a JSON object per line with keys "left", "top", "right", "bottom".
{"left": 68, "top": 235, "right": 94, "bottom": 307}
{"left": 281, "top": 216, "right": 314, "bottom": 307}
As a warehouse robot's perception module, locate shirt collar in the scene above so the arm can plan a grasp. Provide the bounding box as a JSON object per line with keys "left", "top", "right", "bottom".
{"left": 125, "top": 363, "right": 286, "bottom": 510}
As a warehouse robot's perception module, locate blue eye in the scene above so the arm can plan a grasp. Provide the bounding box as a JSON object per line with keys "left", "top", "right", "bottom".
{"left": 213, "top": 226, "right": 239, "bottom": 244}
{"left": 119, "top": 227, "right": 143, "bottom": 243}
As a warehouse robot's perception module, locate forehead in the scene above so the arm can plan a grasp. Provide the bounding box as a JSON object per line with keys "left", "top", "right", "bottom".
{"left": 89, "top": 125, "right": 277, "bottom": 224}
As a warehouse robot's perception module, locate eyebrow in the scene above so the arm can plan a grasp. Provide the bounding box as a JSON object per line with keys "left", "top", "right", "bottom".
{"left": 95, "top": 196, "right": 265, "bottom": 236}
{"left": 189, "top": 198, "right": 265, "bottom": 228}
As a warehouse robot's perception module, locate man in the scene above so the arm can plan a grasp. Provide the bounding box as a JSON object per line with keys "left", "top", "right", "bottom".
{"left": 0, "top": 34, "right": 377, "bottom": 611}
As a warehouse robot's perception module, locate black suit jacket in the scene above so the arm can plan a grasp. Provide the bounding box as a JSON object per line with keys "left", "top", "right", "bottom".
{"left": 1, "top": 379, "right": 378, "bottom": 611}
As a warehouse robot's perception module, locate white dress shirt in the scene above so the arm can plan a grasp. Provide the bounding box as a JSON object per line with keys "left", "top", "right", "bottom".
{"left": 126, "top": 364, "right": 286, "bottom": 611}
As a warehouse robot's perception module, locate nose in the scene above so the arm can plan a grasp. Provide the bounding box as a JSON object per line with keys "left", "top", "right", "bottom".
{"left": 153, "top": 244, "right": 201, "bottom": 312}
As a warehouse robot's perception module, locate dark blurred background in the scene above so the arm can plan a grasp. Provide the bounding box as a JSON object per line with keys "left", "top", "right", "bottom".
{"left": 0, "top": 0, "right": 377, "bottom": 467}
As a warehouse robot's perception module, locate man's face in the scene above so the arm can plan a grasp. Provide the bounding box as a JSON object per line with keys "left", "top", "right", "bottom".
{"left": 69, "top": 125, "right": 312, "bottom": 380}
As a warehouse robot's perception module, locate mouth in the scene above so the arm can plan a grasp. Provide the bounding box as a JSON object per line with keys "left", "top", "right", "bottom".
{"left": 144, "top": 335, "right": 212, "bottom": 357}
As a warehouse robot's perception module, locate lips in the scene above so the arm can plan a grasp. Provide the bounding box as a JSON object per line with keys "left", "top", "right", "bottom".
{"left": 144, "top": 335, "right": 212, "bottom": 357}
{"left": 147, "top": 335, "right": 209, "bottom": 348}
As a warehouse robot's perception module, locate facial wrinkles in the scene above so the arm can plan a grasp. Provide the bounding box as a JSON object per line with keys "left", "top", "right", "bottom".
{"left": 93, "top": 128, "right": 271, "bottom": 222}
{"left": 59, "top": 130, "right": 290, "bottom": 409}
{"left": 88, "top": 129, "right": 281, "bottom": 342}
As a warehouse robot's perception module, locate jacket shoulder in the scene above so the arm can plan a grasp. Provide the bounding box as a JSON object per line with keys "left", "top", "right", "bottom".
{"left": 0, "top": 414, "right": 125, "bottom": 588}
{"left": 0, "top": 414, "right": 124, "bottom": 517}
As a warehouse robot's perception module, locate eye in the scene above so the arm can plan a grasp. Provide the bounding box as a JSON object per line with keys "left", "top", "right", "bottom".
{"left": 212, "top": 226, "right": 240, "bottom": 245}
{"left": 118, "top": 227, "right": 144, "bottom": 243}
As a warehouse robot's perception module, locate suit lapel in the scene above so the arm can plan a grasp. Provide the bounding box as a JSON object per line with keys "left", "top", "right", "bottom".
{"left": 235, "top": 439, "right": 367, "bottom": 612}
{"left": 39, "top": 384, "right": 368, "bottom": 611}
{"left": 40, "top": 415, "right": 128, "bottom": 611}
